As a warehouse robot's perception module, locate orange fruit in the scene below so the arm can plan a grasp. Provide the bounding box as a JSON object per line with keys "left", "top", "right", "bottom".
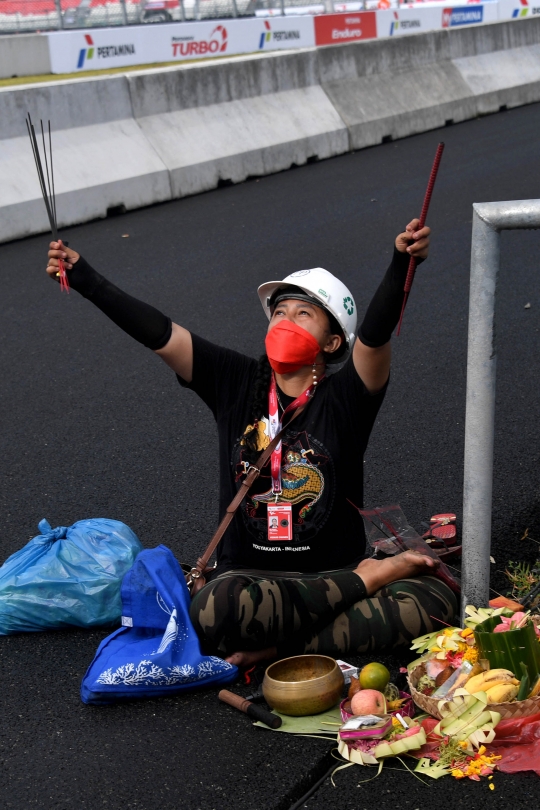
{"left": 359, "top": 662, "right": 391, "bottom": 691}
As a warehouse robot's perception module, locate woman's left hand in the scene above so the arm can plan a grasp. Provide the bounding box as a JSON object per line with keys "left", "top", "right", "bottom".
{"left": 395, "top": 218, "right": 430, "bottom": 259}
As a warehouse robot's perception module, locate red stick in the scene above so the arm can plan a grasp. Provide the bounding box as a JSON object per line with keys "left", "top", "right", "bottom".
{"left": 396, "top": 142, "right": 445, "bottom": 335}
{"left": 57, "top": 257, "right": 70, "bottom": 293}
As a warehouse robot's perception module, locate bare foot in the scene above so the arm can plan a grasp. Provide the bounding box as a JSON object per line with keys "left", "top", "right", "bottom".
{"left": 354, "top": 551, "right": 440, "bottom": 595}
{"left": 224, "top": 647, "right": 277, "bottom": 668}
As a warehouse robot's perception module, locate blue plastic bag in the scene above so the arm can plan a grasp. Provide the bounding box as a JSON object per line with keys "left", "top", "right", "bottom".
{"left": 81, "top": 545, "right": 237, "bottom": 704}
{"left": 0, "top": 518, "right": 143, "bottom": 635}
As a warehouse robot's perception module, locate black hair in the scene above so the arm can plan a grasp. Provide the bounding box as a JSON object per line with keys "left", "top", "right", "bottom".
{"left": 326, "top": 311, "right": 346, "bottom": 360}
{"left": 241, "top": 353, "right": 273, "bottom": 460}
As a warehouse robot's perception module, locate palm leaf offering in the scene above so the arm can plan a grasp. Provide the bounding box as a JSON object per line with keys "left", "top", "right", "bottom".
{"left": 253, "top": 704, "right": 342, "bottom": 735}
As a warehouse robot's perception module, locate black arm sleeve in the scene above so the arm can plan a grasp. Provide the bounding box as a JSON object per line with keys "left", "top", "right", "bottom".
{"left": 67, "top": 255, "right": 172, "bottom": 351}
{"left": 358, "top": 247, "right": 424, "bottom": 348}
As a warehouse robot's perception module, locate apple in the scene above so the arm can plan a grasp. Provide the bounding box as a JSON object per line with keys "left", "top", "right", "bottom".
{"left": 350, "top": 689, "right": 387, "bottom": 717}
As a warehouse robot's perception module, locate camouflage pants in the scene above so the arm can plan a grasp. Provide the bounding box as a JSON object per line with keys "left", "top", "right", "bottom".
{"left": 190, "top": 569, "right": 457, "bottom": 657}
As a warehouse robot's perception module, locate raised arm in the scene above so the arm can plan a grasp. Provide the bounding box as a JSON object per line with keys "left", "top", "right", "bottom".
{"left": 352, "top": 218, "right": 430, "bottom": 394}
{"left": 46, "top": 240, "right": 193, "bottom": 381}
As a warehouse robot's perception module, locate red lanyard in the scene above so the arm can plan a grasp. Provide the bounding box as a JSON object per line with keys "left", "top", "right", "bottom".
{"left": 268, "top": 373, "right": 322, "bottom": 494}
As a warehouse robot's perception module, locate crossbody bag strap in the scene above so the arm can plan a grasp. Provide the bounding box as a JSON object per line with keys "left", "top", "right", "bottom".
{"left": 189, "top": 405, "right": 304, "bottom": 583}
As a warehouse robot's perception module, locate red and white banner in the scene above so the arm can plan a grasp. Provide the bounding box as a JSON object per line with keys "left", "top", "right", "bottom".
{"left": 314, "top": 11, "right": 378, "bottom": 44}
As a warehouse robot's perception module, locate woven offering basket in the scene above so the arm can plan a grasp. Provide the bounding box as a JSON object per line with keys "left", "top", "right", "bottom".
{"left": 408, "top": 664, "right": 540, "bottom": 721}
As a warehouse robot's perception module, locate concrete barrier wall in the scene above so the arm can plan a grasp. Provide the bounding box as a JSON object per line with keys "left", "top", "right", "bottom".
{"left": 128, "top": 52, "right": 348, "bottom": 198}
{"left": 317, "top": 20, "right": 540, "bottom": 148}
{"left": 1, "top": 76, "right": 171, "bottom": 240}
{"left": 2, "top": 17, "right": 540, "bottom": 243}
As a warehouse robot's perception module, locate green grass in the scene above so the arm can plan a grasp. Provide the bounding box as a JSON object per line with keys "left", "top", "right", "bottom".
{"left": 506, "top": 559, "right": 540, "bottom": 599}
{"left": 0, "top": 51, "right": 254, "bottom": 88}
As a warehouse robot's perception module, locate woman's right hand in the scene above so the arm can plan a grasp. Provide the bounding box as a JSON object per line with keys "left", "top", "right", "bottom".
{"left": 46, "top": 240, "right": 80, "bottom": 280}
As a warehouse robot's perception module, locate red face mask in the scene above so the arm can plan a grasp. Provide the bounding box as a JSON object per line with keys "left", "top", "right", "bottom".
{"left": 265, "top": 321, "right": 321, "bottom": 374}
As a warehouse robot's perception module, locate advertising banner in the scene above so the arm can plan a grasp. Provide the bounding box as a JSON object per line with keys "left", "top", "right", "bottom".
{"left": 47, "top": 3, "right": 533, "bottom": 74}
{"left": 254, "top": 16, "right": 316, "bottom": 50}
{"left": 47, "top": 16, "right": 316, "bottom": 74}
{"left": 376, "top": 7, "right": 443, "bottom": 37}
{"left": 498, "top": 0, "right": 540, "bottom": 19}
{"left": 314, "top": 11, "right": 377, "bottom": 45}
{"left": 440, "top": 3, "right": 498, "bottom": 26}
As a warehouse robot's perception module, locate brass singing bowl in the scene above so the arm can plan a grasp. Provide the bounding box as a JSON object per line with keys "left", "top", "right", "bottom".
{"left": 262, "top": 655, "right": 344, "bottom": 716}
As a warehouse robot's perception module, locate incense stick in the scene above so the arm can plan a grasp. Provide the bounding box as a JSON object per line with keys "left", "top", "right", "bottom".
{"left": 48, "top": 121, "right": 58, "bottom": 229}
{"left": 442, "top": 560, "right": 509, "bottom": 599}
{"left": 26, "top": 113, "right": 69, "bottom": 291}
{"left": 396, "top": 142, "right": 445, "bottom": 335}
{"left": 26, "top": 114, "right": 57, "bottom": 240}
{"left": 361, "top": 509, "right": 505, "bottom": 599}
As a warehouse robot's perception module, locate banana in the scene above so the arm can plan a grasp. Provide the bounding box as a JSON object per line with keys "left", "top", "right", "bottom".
{"left": 465, "top": 669, "right": 517, "bottom": 694}
{"left": 485, "top": 683, "right": 519, "bottom": 703}
{"left": 480, "top": 668, "right": 516, "bottom": 681}
{"left": 467, "top": 679, "right": 519, "bottom": 696}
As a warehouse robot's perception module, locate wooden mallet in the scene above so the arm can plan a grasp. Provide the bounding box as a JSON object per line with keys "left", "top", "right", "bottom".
{"left": 218, "top": 689, "right": 282, "bottom": 729}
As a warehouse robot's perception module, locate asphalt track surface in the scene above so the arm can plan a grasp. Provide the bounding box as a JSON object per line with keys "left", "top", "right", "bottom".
{"left": 2, "top": 102, "right": 540, "bottom": 810}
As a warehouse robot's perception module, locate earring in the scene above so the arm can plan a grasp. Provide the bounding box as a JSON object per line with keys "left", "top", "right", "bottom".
{"left": 312, "top": 362, "right": 318, "bottom": 386}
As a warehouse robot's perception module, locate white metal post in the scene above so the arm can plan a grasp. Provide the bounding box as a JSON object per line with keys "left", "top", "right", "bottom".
{"left": 462, "top": 199, "right": 540, "bottom": 622}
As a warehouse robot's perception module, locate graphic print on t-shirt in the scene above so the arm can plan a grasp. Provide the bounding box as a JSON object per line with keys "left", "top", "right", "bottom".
{"left": 234, "top": 419, "right": 336, "bottom": 549}
{"left": 253, "top": 447, "right": 325, "bottom": 514}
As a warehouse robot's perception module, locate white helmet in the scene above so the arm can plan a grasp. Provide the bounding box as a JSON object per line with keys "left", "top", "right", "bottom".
{"left": 258, "top": 268, "right": 357, "bottom": 363}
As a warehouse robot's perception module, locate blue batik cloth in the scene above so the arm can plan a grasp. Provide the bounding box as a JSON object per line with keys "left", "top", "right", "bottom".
{"left": 81, "top": 545, "right": 237, "bottom": 704}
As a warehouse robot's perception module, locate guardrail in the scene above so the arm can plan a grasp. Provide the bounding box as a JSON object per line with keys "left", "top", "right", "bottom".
{"left": 0, "top": 0, "right": 256, "bottom": 34}
{"left": 0, "top": 0, "right": 522, "bottom": 34}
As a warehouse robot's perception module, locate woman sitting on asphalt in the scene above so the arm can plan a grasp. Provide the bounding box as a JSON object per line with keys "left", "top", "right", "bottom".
{"left": 46, "top": 215, "right": 457, "bottom": 668}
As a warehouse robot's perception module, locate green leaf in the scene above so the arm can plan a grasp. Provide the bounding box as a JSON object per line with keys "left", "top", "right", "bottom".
{"left": 518, "top": 662, "right": 530, "bottom": 701}
{"left": 253, "top": 705, "right": 342, "bottom": 734}
{"left": 414, "top": 757, "right": 450, "bottom": 779}
{"left": 407, "top": 653, "right": 430, "bottom": 673}
{"left": 410, "top": 630, "right": 440, "bottom": 653}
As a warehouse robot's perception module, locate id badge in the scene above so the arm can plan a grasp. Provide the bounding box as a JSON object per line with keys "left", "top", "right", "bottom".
{"left": 267, "top": 504, "right": 293, "bottom": 542}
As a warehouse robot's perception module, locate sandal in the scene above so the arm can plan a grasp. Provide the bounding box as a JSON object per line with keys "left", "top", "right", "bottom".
{"left": 423, "top": 513, "right": 457, "bottom": 548}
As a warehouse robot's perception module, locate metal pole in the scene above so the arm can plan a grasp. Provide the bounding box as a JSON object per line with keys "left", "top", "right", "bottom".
{"left": 54, "top": 0, "right": 64, "bottom": 29}
{"left": 231, "top": 0, "right": 238, "bottom": 17}
{"left": 461, "top": 199, "right": 540, "bottom": 623}
{"left": 119, "top": 0, "right": 128, "bottom": 25}
{"left": 461, "top": 208, "right": 499, "bottom": 618}
{"left": 280, "top": 0, "right": 285, "bottom": 16}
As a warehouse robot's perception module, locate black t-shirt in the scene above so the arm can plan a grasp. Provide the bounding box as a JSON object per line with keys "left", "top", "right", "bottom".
{"left": 178, "top": 335, "right": 387, "bottom": 573}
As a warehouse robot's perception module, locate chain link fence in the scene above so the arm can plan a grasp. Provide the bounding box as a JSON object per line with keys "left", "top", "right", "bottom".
{"left": 0, "top": 0, "right": 386, "bottom": 34}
